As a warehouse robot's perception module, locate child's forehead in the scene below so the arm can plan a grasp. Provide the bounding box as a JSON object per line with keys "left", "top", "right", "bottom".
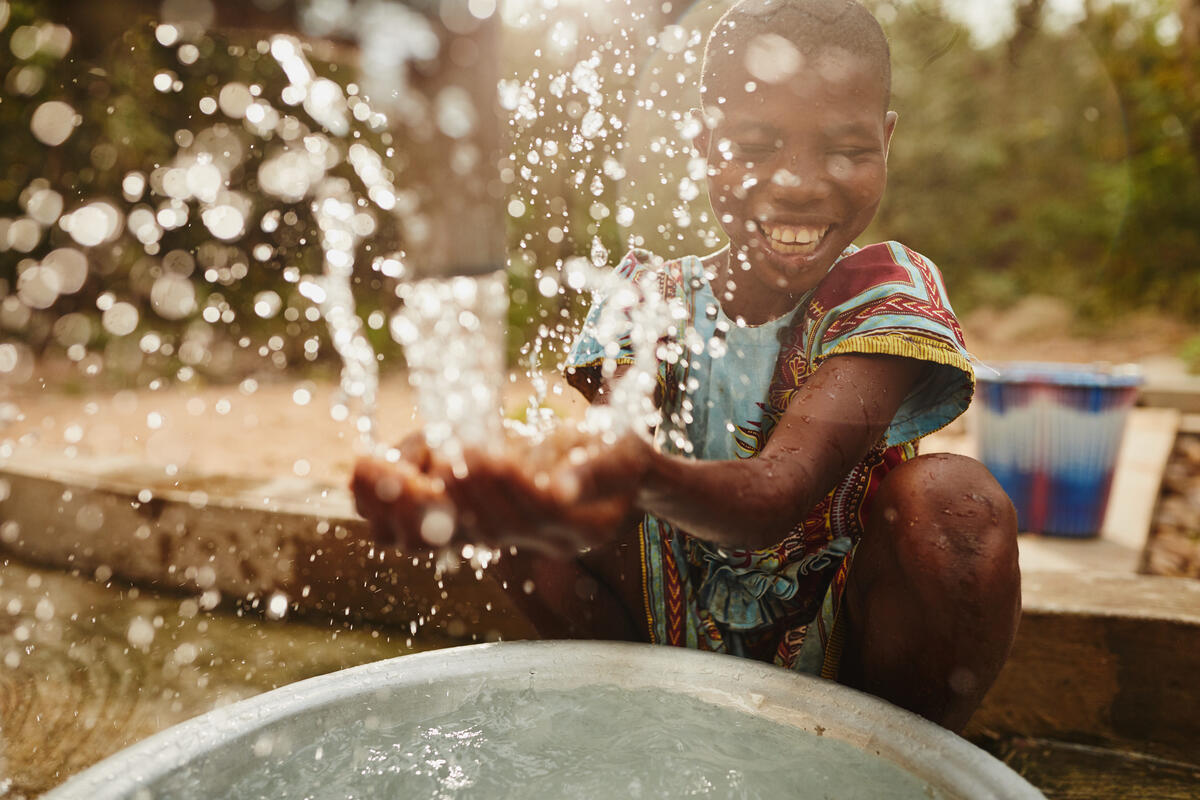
{"left": 704, "top": 44, "right": 887, "bottom": 115}
{"left": 709, "top": 42, "right": 871, "bottom": 90}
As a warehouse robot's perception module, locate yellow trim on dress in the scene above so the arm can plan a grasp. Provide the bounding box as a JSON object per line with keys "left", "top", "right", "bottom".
{"left": 821, "top": 334, "right": 975, "bottom": 382}
{"left": 638, "top": 518, "right": 655, "bottom": 643}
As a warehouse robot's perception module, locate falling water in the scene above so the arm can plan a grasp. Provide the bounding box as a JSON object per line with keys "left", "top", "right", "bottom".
{"left": 311, "top": 179, "right": 380, "bottom": 452}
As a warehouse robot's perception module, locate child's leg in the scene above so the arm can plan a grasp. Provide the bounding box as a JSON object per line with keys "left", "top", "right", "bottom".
{"left": 836, "top": 453, "right": 1021, "bottom": 733}
{"left": 486, "top": 520, "right": 646, "bottom": 642}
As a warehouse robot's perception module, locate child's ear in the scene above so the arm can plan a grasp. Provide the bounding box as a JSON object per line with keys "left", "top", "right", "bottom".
{"left": 883, "top": 111, "right": 898, "bottom": 162}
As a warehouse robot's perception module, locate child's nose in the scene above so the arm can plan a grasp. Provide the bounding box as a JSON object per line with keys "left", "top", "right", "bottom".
{"left": 768, "top": 164, "right": 832, "bottom": 204}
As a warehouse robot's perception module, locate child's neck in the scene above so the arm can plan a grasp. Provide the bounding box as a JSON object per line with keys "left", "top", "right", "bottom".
{"left": 710, "top": 249, "right": 812, "bottom": 326}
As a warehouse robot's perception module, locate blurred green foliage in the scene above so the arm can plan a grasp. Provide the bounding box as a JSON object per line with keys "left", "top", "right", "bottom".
{"left": 871, "top": 0, "right": 1200, "bottom": 322}
{"left": 0, "top": 0, "right": 1197, "bottom": 389}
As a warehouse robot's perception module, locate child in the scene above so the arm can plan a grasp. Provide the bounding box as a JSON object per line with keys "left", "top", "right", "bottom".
{"left": 353, "top": 0, "right": 1020, "bottom": 734}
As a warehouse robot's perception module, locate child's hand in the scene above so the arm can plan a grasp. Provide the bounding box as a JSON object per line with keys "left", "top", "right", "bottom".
{"left": 350, "top": 427, "right": 652, "bottom": 558}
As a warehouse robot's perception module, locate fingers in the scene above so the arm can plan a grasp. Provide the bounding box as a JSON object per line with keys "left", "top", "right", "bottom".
{"left": 551, "top": 433, "right": 650, "bottom": 505}
{"left": 438, "top": 452, "right": 514, "bottom": 547}
{"left": 436, "top": 448, "right": 601, "bottom": 557}
{"left": 447, "top": 450, "right": 555, "bottom": 546}
{"left": 352, "top": 432, "right": 638, "bottom": 556}
{"left": 351, "top": 457, "right": 444, "bottom": 551}
{"left": 396, "top": 431, "right": 433, "bottom": 471}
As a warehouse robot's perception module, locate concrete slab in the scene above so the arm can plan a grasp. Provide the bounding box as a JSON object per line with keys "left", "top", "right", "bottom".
{"left": 1140, "top": 374, "right": 1200, "bottom": 414}
{"left": 970, "top": 572, "right": 1200, "bottom": 767}
{"left": 0, "top": 451, "right": 537, "bottom": 641}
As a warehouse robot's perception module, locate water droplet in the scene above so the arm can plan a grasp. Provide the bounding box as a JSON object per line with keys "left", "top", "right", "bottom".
{"left": 25, "top": 188, "right": 63, "bottom": 225}
{"left": 42, "top": 248, "right": 88, "bottom": 294}
{"left": 16, "top": 266, "right": 60, "bottom": 309}
{"left": 258, "top": 149, "right": 326, "bottom": 203}
{"left": 420, "top": 508, "right": 455, "bottom": 546}
{"left": 155, "top": 23, "right": 179, "bottom": 47}
{"left": 744, "top": 34, "right": 802, "bottom": 85}
{"left": 172, "top": 642, "right": 198, "bottom": 665}
{"left": 75, "top": 504, "right": 104, "bottom": 532}
{"left": 126, "top": 616, "right": 155, "bottom": 648}
{"left": 305, "top": 78, "right": 349, "bottom": 136}
{"left": 102, "top": 302, "right": 139, "bottom": 336}
{"left": 266, "top": 592, "right": 290, "bottom": 620}
{"left": 30, "top": 100, "right": 78, "bottom": 146}
{"left": 580, "top": 109, "right": 605, "bottom": 139}
{"left": 62, "top": 201, "right": 121, "bottom": 247}
{"left": 150, "top": 274, "right": 196, "bottom": 320}
{"left": 253, "top": 290, "right": 282, "bottom": 319}
{"left": 435, "top": 85, "right": 476, "bottom": 139}
{"left": 201, "top": 205, "right": 245, "bottom": 240}
{"left": 33, "top": 597, "right": 54, "bottom": 622}
{"left": 218, "top": 82, "right": 253, "bottom": 119}
{"left": 678, "top": 176, "right": 699, "bottom": 202}
{"left": 185, "top": 160, "right": 223, "bottom": 203}
{"left": 0, "top": 521, "right": 19, "bottom": 544}
{"left": 590, "top": 236, "right": 609, "bottom": 267}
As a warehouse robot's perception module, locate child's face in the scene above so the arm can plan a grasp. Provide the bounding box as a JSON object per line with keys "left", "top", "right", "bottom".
{"left": 697, "top": 47, "right": 897, "bottom": 301}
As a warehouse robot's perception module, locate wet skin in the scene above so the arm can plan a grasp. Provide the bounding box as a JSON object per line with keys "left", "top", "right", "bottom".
{"left": 352, "top": 47, "right": 1020, "bottom": 733}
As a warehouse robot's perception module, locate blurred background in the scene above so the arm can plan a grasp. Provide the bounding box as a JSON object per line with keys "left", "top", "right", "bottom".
{"left": 0, "top": 0, "right": 1197, "bottom": 382}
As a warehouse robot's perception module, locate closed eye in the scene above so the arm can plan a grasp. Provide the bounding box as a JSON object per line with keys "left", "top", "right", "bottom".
{"left": 831, "top": 148, "right": 878, "bottom": 160}
{"left": 733, "top": 142, "right": 778, "bottom": 159}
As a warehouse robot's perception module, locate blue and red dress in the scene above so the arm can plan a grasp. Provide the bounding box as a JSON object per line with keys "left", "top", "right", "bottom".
{"left": 566, "top": 241, "right": 974, "bottom": 675}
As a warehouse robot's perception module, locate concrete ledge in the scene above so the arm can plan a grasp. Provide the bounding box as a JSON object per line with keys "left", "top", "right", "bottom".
{"left": 1141, "top": 375, "right": 1200, "bottom": 415}
{"left": 970, "top": 571, "right": 1200, "bottom": 765}
{"left": 0, "top": 453, "right": 535, "bottom": 640}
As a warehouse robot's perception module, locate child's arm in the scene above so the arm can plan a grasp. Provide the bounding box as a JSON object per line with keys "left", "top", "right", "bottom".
{"left": 566, "top": 353, "right": 926, "bottom": 551}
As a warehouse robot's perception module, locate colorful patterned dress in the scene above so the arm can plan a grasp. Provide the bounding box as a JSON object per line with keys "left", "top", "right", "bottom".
{"left": 565, "top": 241, "right": 975, "bottom": 676}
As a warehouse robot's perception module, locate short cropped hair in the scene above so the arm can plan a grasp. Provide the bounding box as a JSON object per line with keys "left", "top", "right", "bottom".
{"left": 700, "top": 0, "right": 892, "bottom": 109}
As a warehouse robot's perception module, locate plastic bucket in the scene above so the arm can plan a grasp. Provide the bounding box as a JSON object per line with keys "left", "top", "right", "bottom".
{"left": 975, "top": 362, "right": 1142, "bottom": 537}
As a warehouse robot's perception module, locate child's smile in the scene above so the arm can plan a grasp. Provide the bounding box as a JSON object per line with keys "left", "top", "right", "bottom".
{"left": 759, "top": 222, "right": 829, "bottom": 255}
{"left": 697, "top": 46, "right": 897, "bottom": 323}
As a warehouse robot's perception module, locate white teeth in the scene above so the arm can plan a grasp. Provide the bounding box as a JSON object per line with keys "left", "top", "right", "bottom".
{"left": 764, "top": 224, "right": 828, "bottom": 250}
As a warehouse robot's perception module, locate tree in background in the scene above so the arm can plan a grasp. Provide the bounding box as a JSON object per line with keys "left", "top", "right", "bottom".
{"left": 1, "top": 0, "right": 1198, "bottom": 388}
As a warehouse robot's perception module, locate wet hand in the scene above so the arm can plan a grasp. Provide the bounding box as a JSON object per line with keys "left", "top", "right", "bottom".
{"left": 351, "top": 427, "right": 654, "bottom": 557}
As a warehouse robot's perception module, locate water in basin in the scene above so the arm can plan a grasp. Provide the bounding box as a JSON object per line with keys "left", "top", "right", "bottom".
{"left": 153, "top": 684, "right": 944, "bottom": 799}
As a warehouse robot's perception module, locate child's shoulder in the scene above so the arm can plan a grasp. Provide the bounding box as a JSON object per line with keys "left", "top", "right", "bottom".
{"left": 813, "top": 241, "right": 947, "bottom": 310}
{"left": 614, "top": 247, "right": 718, "bottom": 296}
{"left": 614, "top": 247, "right": 665, "bottom": 280}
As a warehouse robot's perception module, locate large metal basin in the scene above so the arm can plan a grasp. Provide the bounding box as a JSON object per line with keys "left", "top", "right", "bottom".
{"left": 43, "top": 641, "right": 1042, "bottom": 799}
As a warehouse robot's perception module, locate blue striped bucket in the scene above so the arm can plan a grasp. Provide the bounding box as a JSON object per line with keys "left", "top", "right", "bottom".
{"left": 974, "top": 363, "right": 1142, "bottom": 538}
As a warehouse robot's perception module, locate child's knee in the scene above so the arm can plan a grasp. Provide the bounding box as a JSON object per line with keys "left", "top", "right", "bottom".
{"left": 868, "top": 454, "right": 1018, "bottom": 578}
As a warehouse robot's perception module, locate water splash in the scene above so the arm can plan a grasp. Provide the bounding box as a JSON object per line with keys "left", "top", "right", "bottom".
{"left": 390, "top": 273, "right": 507, "bottom": 463}
{"left": 311, "top": 178, "right": 379, "bottom": 452}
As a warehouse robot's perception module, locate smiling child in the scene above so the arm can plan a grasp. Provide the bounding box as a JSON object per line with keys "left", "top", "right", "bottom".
{"left": 353, "top": 0, "right": 1021, "bottom": 734}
